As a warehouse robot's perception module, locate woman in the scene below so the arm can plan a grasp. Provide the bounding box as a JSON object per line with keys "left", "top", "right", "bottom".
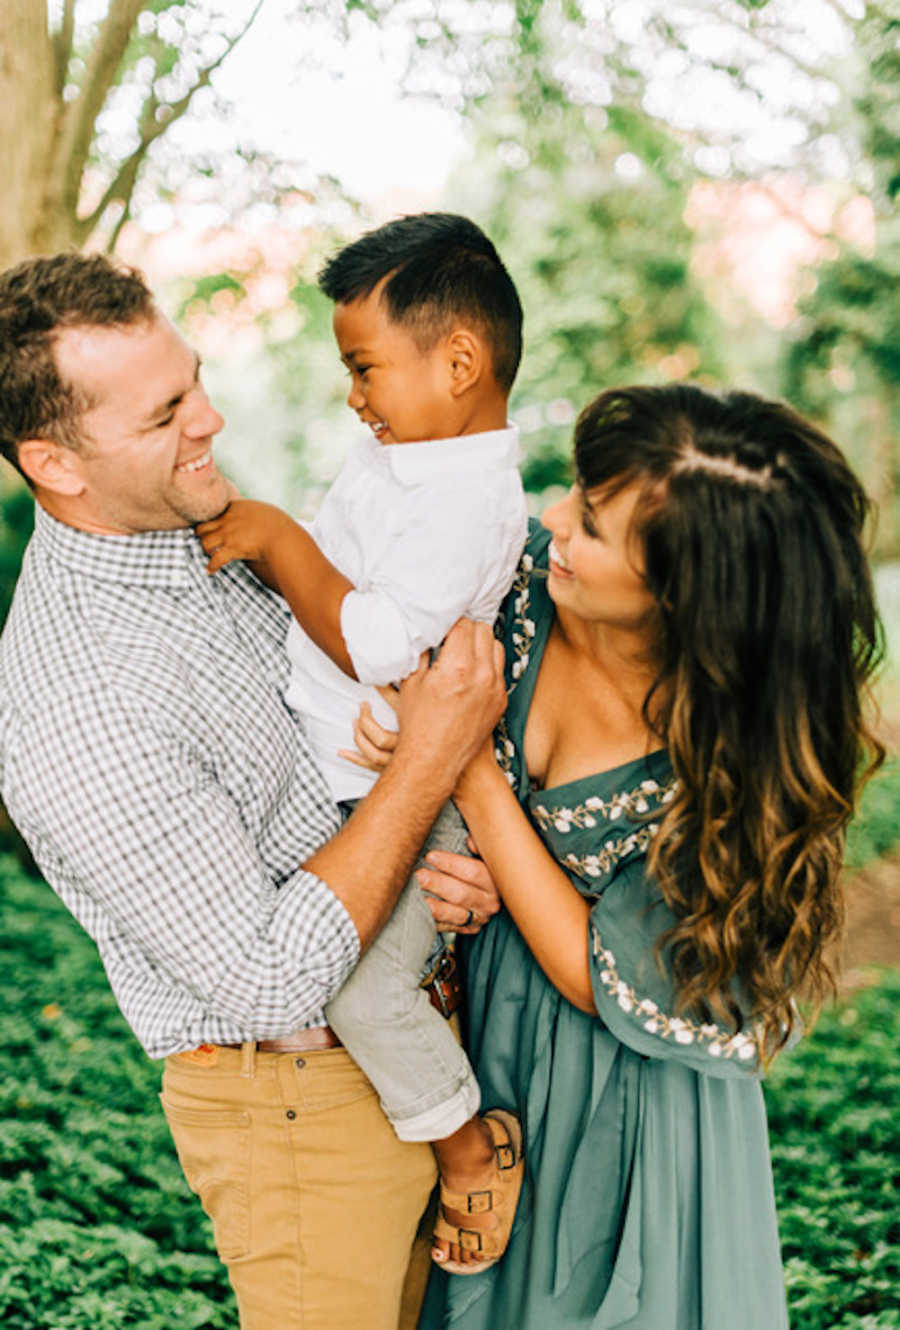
{"left": 384, "top": 384, "right": 881, "bottom": 1329}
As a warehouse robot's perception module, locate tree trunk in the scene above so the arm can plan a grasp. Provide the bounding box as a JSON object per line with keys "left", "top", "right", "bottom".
{"left": 0, "top": 1, "right": 67, "bottom": 268}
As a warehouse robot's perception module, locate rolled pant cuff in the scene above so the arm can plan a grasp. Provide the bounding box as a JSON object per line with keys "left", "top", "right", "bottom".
{"left": 390, "top": 1078, "right": 481, "bottom": 1143}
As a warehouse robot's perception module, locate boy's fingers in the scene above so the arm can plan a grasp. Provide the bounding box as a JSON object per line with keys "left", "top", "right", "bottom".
{"left": 205, "top": 547, "right": 234, "bottom": 575}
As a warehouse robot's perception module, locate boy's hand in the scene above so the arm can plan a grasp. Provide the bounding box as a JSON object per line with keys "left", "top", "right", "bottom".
{"left": 196, "top": 500, "right": 292, "bottom": 575}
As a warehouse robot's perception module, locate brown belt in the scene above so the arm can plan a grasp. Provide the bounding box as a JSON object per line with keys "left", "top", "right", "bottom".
{"left": 213, "top": 949, "right": 462, "bottom": 1057}
{"left": 219, "top": 1025, "right": 342, "bottom": 1054}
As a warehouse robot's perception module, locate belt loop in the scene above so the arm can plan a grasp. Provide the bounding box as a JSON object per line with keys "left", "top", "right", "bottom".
{"left": 240, "top": 1039, "right": 256, "bottom": 1078}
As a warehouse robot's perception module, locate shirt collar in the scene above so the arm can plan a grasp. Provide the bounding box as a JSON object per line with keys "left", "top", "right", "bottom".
{"left": 378, "top": 423, "right": 521, "bottom": 486}
{"left": 32, "top": 503, "right": 199, "bottom": 589}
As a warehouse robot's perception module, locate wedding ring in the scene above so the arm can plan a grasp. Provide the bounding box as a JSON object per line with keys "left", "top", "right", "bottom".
{"left": 462, "top": 907, "right": 475, "bottom": 927}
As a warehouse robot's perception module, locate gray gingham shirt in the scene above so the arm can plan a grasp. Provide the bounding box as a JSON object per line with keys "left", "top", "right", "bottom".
{"left": 0, "top": 506, "right": 360, "bottom": 1059}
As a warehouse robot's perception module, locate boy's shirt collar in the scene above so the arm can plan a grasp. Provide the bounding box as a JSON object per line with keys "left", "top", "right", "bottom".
{"left": 366, "top": 422, "right": 520, "bottom": 486}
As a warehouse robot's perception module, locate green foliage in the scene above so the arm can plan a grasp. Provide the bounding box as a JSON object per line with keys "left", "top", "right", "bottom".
{"left": 0, "top": 857, "right": 237, "bottom": 1328}
{"left": 845, "top": 758, "right": 900, "bottom": 871}
{"left": 764, "top": 972, "right": 900, "bottom": 1328}
{"left": 0, "top": 852, "right": 897, "bottom": 1328}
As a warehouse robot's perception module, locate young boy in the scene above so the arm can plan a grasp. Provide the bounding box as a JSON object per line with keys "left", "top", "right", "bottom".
{"left": 197, "top": 213, "right": 528, "bottom": 1272}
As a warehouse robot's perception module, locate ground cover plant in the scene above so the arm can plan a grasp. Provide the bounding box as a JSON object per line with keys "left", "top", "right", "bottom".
{"left": 1, "top": 853, "right": 897, "bottom": 1329}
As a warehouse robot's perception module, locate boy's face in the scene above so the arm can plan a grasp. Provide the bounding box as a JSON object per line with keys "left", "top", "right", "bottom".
{"left": 333, "top": 287, "right": 459, "bottom": 445}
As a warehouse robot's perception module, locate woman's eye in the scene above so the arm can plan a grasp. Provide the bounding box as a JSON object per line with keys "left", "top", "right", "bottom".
{"left": 156, "top": 413, "right": 175, "bottom": 428}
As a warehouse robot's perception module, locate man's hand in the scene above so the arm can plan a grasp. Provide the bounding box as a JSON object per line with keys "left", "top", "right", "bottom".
{"left": 417, "top": 845, "right": 501, "bottom": 934}
{"left": 196, "top": 499, "right": 294, "bottom": 575}
{"left": 393, "top": 620, "right": 507, "bottom": 790}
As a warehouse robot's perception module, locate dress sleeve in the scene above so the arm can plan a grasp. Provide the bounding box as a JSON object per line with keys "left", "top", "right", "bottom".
{"left": 587, "top": 867, "right": 765, "bottom": 1079}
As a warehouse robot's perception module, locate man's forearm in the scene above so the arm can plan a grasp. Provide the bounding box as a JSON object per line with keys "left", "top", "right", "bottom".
{"left": 304, "top": 740, "right": 456, "bottom": 949}
{"left": 304, "top": 619, "right": 507, "bottom": 950}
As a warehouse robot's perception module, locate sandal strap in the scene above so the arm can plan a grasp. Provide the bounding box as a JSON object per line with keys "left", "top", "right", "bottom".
{"left": 433, "top": 1211, "right": 503, "bottom": 1257}
{"left": 438, "top": 1184, "right": 496, "bottom": 1214}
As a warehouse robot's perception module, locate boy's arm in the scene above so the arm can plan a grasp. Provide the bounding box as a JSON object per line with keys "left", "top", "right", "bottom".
{"left": 196, "top": 500, "right": 357, "bottom": 678}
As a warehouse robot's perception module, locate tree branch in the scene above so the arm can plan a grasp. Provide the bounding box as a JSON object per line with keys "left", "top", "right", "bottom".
{"left": 77, "top": 2, "right": 265, "bottom": 242}
{"left": 56, "top": 0, "right": 146, "bottom": 215}
{"left": 51, "top": 0, "right": 77, "bottom": 96}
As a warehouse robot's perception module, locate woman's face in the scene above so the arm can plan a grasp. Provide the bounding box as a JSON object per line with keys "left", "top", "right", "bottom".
{"left": 541, "top": 481, "right": 657, "bottom": 633}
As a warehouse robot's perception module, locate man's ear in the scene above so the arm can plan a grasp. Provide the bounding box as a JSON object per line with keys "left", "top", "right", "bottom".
{"left": 17, "top": 439, "right": 86, "bottom": 497}
{"left": 446, "top": 328, "right": 487, "bottom": 398}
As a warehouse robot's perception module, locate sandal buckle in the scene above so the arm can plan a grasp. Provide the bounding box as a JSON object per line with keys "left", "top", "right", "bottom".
{"left": 467, "top": 1189, "right": 493, "bottom": 1214}
{"left": 495, "top": 1143, "right": 515, "bottom": 1170}
{"left": 458, "top": 1228, "right": 483, "bottom": 1252}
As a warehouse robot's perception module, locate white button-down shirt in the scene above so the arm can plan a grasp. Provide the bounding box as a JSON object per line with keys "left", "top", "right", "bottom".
{"left": 285, "top": 424, "right": 528, "bottom": 800}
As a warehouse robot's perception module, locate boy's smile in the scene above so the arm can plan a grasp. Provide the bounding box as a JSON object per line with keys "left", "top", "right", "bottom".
{"left": 333, "top": 284, "right": 463, "bottom": 445}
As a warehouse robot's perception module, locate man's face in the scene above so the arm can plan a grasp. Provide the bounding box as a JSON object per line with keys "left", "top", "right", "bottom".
{"left": 52, "top": 314, "right": 229, "bottom": 534}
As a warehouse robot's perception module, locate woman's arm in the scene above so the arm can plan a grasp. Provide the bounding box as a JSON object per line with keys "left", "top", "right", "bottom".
{"left": 453, "top": 746, "right": 596, "bottom": 1013}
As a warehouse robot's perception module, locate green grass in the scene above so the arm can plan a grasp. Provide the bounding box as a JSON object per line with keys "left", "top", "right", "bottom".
{"left": 845, "top": 757, "right": 900, "bottom": 871}
{"left": 1, "top": 857, "right": 898, "bottom": 1328}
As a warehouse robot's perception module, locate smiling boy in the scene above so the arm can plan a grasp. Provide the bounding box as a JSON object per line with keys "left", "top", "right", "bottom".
{"left": 196, "top": 213, "right": 529, "bottom": 1272}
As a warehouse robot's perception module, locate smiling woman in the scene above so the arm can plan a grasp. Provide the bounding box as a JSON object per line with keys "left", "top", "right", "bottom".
{"left": 421, "top": 382, "right": 883, "bottom": 1330}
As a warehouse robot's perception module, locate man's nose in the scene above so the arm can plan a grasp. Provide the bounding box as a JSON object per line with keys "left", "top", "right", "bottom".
{"left": 346, "top": 378, "right": 365, "bottom": 411}
{"left": 184, "top": 386, "right": 225, "bottom": 438}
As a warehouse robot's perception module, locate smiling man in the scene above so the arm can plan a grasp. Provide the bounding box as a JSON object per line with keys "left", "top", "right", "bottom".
{"left": 0, "top": 252, "right": 506, "bottom": 1330}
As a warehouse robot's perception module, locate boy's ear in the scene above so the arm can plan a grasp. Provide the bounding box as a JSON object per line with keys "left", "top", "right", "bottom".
{"left": 445, "top": 328, "right": 488, "bottom": 397}
{"left": 17, "top": 438, "right": 87, "bottom": 497}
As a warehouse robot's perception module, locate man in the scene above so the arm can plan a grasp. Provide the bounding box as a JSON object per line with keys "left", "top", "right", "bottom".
{"left": 0, "top": 252, "right": 504, "bottom": 1330}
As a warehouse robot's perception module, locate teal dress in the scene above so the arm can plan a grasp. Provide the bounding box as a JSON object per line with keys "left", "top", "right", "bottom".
{"left": 421, "top": 525, "right": 789, "bottom": 1330}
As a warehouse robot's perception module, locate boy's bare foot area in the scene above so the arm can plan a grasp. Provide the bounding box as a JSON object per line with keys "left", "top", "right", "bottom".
{"left": 431, "top": 1110, "right": 524, "bottom": 1274}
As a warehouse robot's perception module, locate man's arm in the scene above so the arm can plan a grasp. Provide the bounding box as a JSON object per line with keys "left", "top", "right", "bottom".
{"left": 305, "top": 618, "right": 507, "bottom": 948}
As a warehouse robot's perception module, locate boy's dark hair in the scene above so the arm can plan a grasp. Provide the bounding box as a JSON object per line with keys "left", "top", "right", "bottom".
{"left": 318, "top": 213, "right": 523, "bottom": 393}
{"left": 0, "top": 251, "right": 155, "bottom": 478}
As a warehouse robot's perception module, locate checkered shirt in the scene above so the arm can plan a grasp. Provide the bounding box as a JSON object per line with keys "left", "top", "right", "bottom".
{"left": 0, "top": 506, "right": 359, "bottom": 1059}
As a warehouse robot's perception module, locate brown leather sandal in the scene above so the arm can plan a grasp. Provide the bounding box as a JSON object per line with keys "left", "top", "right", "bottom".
{"left": 432, "top": 1108, "right": 524, "bottom": 1276}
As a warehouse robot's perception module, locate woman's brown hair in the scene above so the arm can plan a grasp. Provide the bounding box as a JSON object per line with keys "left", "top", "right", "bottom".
{"left": 574, "top": 384, "right": 884, "bottom": 1057}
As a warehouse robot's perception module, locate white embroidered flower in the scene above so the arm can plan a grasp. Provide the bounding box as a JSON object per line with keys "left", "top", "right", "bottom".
{"left": 674, "top": 1030, "right": 695, "bottom": 1044}
{"left": 583, "top": 815, "right": 596, "bottom": 828}
{"left": 708, "top": 1043, "right": 723, "bottom": 1056}
{"left": 617, "top": 995, "right": 634, "bottom": 1012}
{"left": 644, "top": 1019, "right": 659, "bottom": 1033}
{"left": 584, "top": 860, "right": 602, "bottom": 877}
{"left": 522, "top": 553, "right": 534, "bottom": 570}
{"left": 700, "top": 1023, "right": 720, "bottom": 1037}
{"left": 661, "top": 787, "right": 676, "bottom": 803}
{"left": 638, "top": 999, "right": 659, "bottom": 1014}
{"left": 585, "top": 796, "right": 603, "bottom": 810}
{"left": 608, "top": 804, "right": 623, "bottom": 819}
{"left": 641, "top": 780, "right": 659, "bottom": 793}
{"left": 524, "top": 618, "right": 536, "bottom": 637}
{"left": 512, "top": 658, "right": 525, "bottom": 679}
{"left": 505, "top": 739, "right": 515, "bottom": 757}
{"left": 738, "top": 1042, "right": 756, "bottom": 1060}
{"left": 554, "top": 818, "right": 570, "bottom": 832}
{"left": 634, "top": 798, "right": 649, "bottom": 813}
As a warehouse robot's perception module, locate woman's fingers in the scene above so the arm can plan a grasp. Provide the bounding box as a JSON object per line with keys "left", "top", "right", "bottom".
{"left": 416, "top": 850, "right": 501, "bottom": 933}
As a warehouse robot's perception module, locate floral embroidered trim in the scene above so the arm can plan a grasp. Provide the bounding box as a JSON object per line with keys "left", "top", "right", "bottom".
{"left": 493, "top": 718, "right": 518, "bottom": 788}
{"left": 590, "top": 929, "right": 761, "bottom": 1063}
{"left": 506, "top": 552, "right": 536, "bottom": 690}
{"left": 561, "top": 826, "right": 659, "bottom": 880}
{"left": 532, "top": 777, "right": 676, "bottom": 833}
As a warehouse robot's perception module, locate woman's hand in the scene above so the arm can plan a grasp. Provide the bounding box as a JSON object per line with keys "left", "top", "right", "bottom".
{"left": 417, "top": 843, "right": 501, "bottom": 934}
{"left": 338, "top": 694, "right": 399, "bottom": 772}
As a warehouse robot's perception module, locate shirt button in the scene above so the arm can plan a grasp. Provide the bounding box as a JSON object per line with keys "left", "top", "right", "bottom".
{"left": 286, "top": 1109, "right": 297, "bottom": 1120}
{"left": 295, "top": 1057, "right": 306, "bottom": 1069}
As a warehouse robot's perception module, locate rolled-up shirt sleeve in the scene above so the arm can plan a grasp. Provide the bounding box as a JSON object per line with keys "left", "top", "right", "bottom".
{"left": 6, "top": 682, "right": 360, "bottom": 1049}
{"left": 341, "top": 484, "right": 523, "bottom": 685}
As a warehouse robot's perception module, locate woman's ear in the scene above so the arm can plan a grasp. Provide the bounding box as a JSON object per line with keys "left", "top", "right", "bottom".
{"left": 17, "top": 439, "right": 86, "bottom": 497}
{"left": 446, "top": 327, "right": 487, "bottom": 397}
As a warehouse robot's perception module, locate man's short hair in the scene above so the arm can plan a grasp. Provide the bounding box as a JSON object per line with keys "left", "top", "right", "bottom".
{"left": 0, "top": 251, "right": 155, "bottom": 477}
{"left": 318, "top": 213, "right": 523, "bottom": 393}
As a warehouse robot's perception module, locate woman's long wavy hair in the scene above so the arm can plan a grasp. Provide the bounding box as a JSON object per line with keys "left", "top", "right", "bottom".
{"left": 574, "top": 385, "right": 884, "bottom": 1057}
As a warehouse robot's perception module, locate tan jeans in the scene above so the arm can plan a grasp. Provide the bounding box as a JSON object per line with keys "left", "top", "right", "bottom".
{"left": 161, "top": 1043, "right": 437, "bottom": 1330}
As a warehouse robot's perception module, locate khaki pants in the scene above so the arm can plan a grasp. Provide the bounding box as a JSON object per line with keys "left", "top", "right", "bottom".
{"left": 161, "top": 1043, "right": 437, "bottom": 1330}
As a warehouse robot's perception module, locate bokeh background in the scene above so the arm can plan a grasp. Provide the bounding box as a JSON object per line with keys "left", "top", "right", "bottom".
{"left": 1, "top": 2, "right": 897, "bottom": 1326}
